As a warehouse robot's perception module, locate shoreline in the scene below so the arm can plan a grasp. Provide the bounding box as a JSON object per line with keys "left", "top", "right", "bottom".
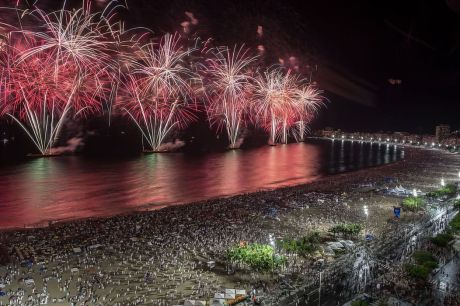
{"left": 0, "top": 139, "right": 406, "bottom": 232}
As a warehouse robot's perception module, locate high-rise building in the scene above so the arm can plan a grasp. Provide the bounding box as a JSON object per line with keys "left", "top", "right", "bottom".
{"left": 435, "top": 124, "right": 451, "bottom": 142}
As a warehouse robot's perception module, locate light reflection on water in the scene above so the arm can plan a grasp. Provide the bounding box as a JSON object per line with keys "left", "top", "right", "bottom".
{"left": 0, "top": 140, "right": 402, "bottom": 228}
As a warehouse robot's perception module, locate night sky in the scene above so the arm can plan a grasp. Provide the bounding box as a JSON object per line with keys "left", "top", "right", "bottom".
{"left": 2, "top": 0, "right": 460, "bottom": 139}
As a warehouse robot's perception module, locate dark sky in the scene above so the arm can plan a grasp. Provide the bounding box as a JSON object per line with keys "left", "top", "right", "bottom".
{"left": 5, "top": 0, "right": 460, "bottom": 133}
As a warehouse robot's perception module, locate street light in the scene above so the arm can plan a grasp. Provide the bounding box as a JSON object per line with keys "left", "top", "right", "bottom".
{"left": 441, "top": 178, "right": 445, "bottom": 187}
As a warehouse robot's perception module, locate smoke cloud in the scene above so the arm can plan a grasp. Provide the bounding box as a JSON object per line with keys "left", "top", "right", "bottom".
{"left": 155, "top": 139, "right": 186, "bottom": 152}
{"left": 48, "top": 137, "right": 84, "bottom": 155}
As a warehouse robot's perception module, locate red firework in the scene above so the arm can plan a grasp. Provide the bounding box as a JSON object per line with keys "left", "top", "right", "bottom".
{"left": 117, "top": 33, "right": 201, "bottom": 151}
{"left": 1, "top": 38, "right": 105, "bottom": 119}
{"left": 201, "top": 45, "right": 257, "bottom": 148}
{"left": 252, "top": 67, "right": 303, "bottom": 144}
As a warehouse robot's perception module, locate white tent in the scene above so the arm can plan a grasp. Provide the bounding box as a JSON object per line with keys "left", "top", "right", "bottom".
{"left": 24, "top": 278, "right": 35, "bottom": 286}
{"left": 225, "top": 289, "right": 236, "bottom": 299}
{"left": 327, "top": 241, "right": 345, "bottom": 251}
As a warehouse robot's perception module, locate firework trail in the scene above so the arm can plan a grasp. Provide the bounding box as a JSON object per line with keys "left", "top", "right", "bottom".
{"left": 292, "top": 84, "right": 324, "bottom": 142}
{"left": 0, "top": 40, "right": 104, "bottom": 155}
{"left": 15, "top": 1, "right": 118, "bottom": 73}
{"left": 202, "top": 45, "right": 257, "bottom": 149}
{"left": 252, "top": 67, "right": 300, "bottom": 144}
{"left": 119, "top": 33, "right": 200, "bottom": 152}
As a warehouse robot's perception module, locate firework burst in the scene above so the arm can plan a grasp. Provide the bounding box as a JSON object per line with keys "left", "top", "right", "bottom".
{"left": 292, "top": 84, "right": 324, "bottom": 142}
{"left": 119, "top": 33, "right": 201, "bottom": 152}
{"left": 0, "top": 37, "right": 106, "bottom": 155}
{"left": 252, "top": 67, "right": 300, "bottom": 144}
{"left": 0, "top": 1, "right": 123, "bottom": 155}
{"left": 202, "top": 46, "right": 257, "bottom": 149}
